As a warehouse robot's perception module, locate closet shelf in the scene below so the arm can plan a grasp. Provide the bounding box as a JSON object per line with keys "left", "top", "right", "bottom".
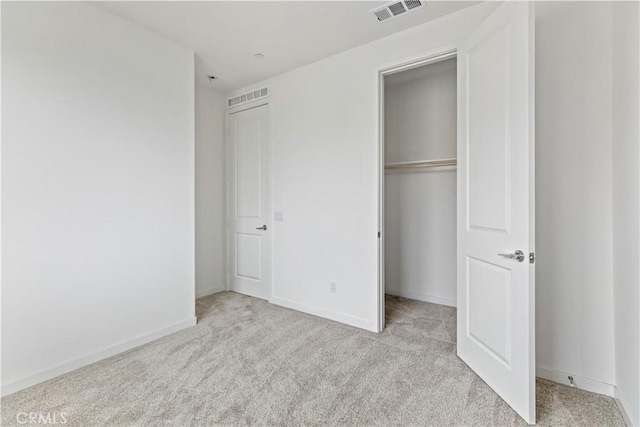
{"left": 384, "top": 158, "right": 457, "bottom": 170}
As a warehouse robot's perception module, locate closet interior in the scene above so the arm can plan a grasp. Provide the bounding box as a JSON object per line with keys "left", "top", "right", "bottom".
{"left": 384, "top": 57, "right": 457, "bottom": 309}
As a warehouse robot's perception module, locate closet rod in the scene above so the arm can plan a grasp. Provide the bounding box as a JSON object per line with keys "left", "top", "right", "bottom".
{"left": 384, "top": 158, "right": 457, "bottom": 170}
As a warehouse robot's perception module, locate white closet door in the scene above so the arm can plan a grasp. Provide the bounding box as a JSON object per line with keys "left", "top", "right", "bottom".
{"left": 457, "top": 1, "right": 535, "bottom": 424}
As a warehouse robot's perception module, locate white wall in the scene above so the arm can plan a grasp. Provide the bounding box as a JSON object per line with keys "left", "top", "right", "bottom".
{"left": 535, "top": 1, "right": 616, "bottom": 393}
{"left": 384, "top": 59, "right": 457, "bottom": 306}
{"left": 226, "top": 2, "right": 499, "bottom": 331}
{"left": 195, "top": 84, "right": 226, "bottom": 298}
{"left": 612, "top": 1, "right": 640, "bottom": 425}
{"left": 384, "top": 60, "right": 457, "bottom": 163}
{"left": 1, "top": 2, "right": 196, "bottom": 395}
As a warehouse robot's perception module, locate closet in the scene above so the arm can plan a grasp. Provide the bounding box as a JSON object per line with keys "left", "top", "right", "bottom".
{"left": 384, "top": 57, "right": 457, "bottom": 308}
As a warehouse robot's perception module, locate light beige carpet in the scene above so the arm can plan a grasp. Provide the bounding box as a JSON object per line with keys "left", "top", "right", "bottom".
{"left": 1, "top": 292, "right": 625, "bottom": 426}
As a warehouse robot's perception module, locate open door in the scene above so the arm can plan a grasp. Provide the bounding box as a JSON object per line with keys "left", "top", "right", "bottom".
{"left": 457, "top": 1, "right": 535, "bottom": 424}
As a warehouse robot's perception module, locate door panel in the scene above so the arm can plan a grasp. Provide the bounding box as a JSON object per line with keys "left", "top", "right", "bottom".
{"left": 457, "top": 2, "right": 535, "bottom": 424}
{"left": 467, "top": 25, "right": 510, "bottom": 233}
{"left": 467, "top": 257, "right": 512, "bottom": 366}
{"left": 236, "top": 119, "right": 262, "bottom": 218}
{"left": 236, "top": 233, "right": 262, "bottom": 280}
{"left": 228, "top": 105, "right": 270, "bottom": 300}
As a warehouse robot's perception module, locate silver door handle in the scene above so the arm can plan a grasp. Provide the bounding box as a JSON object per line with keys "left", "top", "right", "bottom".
{"left": 498, "top": 250, "right": 525, "bottom": 262}
{"left": 256, "top": 225, "right": 267, "bottom": 231}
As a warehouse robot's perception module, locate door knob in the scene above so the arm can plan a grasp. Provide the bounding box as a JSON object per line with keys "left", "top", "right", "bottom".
{"left": 256, "top": 225, "right": 267, "bottom": 231}
{"left": 498, "top": 250, "right": 525, "bottom": 262}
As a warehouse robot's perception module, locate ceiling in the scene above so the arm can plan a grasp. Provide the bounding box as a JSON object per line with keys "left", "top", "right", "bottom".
{"left": 97, "top": 1, "right": 479, "bottom": 93}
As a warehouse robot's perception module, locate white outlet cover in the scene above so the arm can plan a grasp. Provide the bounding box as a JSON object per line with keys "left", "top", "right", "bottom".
{"left": 274, "top": 211, "right": 284, "bottom": 221}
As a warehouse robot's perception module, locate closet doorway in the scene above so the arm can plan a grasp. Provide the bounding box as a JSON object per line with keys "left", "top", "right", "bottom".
{"left": 383, "top": 55, "right": 457, "bottom": 312}
{"left": 378, "top": 50, "right": 458, "bottom": 331}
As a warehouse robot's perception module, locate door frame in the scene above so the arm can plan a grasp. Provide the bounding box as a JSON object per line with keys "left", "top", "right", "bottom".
{"left": 376, "top": 47, "right": 458, "bottom": 332}
{"left": 224, "top": 101, "right": 273, "bottom": 299}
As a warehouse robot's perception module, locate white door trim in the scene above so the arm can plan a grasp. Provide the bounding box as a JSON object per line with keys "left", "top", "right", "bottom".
{"left": 376, "top": 47, "right": 458, "bottom": 333}
{"left": 225, "top": 101, "right": 272, "bottom": 300}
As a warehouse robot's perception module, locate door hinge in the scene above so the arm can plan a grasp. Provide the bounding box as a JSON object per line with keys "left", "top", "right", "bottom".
{"left": 529, "top": 252, "right": 535, "bottom": 264}
{"left": 378, "top": 231, "right": 381, "bottom": 238}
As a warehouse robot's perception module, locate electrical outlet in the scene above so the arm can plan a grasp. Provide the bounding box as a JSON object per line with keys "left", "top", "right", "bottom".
{"left": 330, "top": 282, "right": 337, "bottom": 293}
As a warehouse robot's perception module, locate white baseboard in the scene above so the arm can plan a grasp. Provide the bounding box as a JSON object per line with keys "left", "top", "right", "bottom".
{"left": 536, "top": 367, "right": 615, "bottom": 397}
{"left": 195, "top": 285, "right": 226, "bottom": 298}
{"left": 269, "top": 296, "right": 377, "bottom": 332}
{"left": 1, "top": 316, "right": 197, "bottom": 397}
{"left": 615, "top": 387, "right": 639, "bottom": 427}
{"left": 385, "top": 289, "right": 457, "bottom": 308}
{"left": 536, "top": 368, "right": 639, "bottom": 426}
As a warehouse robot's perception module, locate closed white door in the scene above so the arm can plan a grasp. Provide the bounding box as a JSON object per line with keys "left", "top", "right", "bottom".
{"left": 228, "top": 105, "right": 271, "bottom": 300}
{"left": 457, "top": 2, "right": 535, "bottom": 424}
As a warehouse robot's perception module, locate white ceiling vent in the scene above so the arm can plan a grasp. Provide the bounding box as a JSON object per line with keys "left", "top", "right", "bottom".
{"left": 371, "top": 0, "right": 425, "bottom": 22}
{"left": 228, "top": 87, "right": 269, "bottom": 108}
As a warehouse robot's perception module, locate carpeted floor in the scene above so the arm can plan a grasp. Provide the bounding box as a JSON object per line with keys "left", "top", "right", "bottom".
{"left": 1, "top": 292, "right": 626, "bottom": 426}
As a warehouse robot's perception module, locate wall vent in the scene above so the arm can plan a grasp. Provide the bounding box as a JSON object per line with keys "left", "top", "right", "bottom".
{"left": 227, "top": 87, "right": 269, "bottom": 108}
{"left": 371, "top": 0, "right": 425, "bottom": 22}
